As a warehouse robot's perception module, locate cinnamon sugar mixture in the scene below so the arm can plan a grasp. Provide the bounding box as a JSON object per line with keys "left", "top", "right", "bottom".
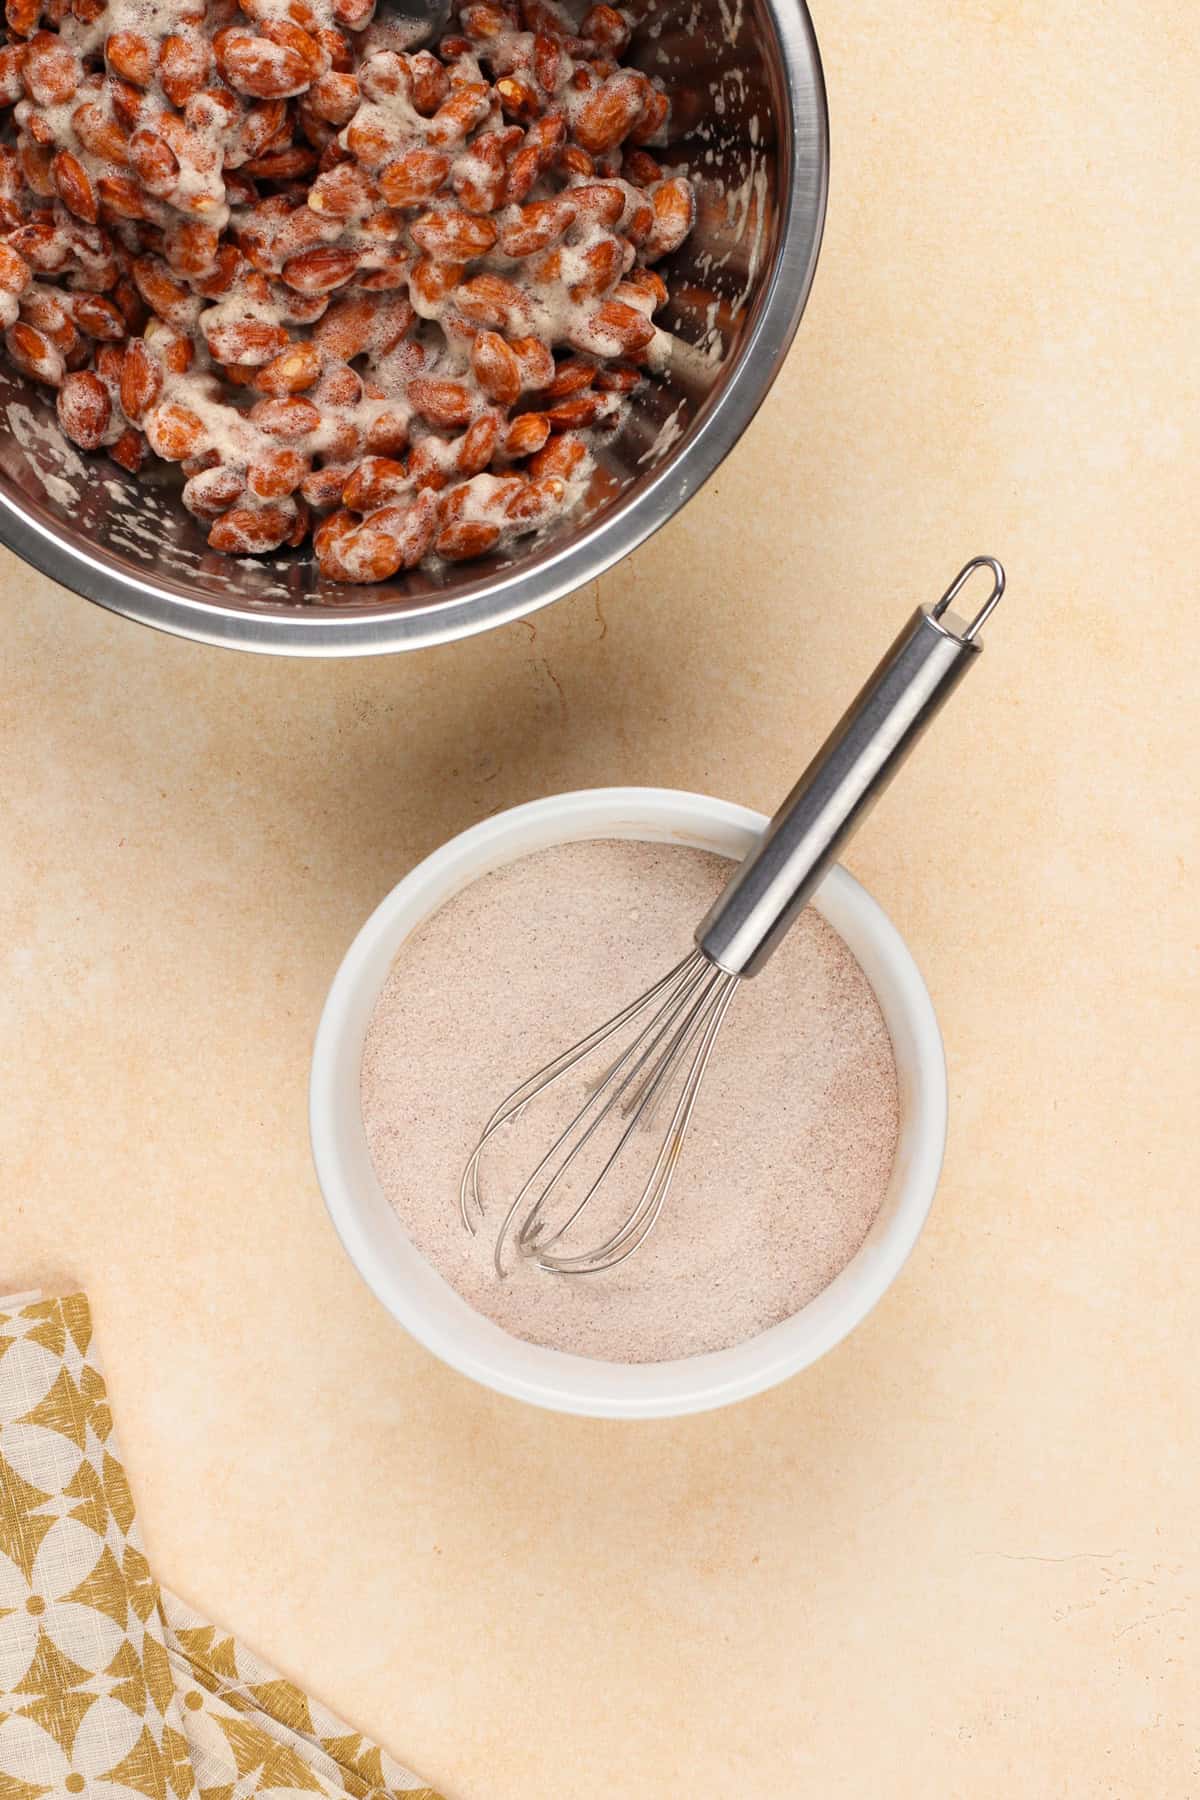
{"left": 360, "top": 839, "right": 900, "bottom": 1363}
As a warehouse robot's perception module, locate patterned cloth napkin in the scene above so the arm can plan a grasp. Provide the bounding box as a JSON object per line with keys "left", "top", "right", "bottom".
{"left": 0, "top": 1292, "right": 444, "bottom": 1800}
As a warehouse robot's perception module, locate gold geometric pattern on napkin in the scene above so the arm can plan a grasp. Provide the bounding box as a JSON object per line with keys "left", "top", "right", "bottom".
{"left": 0, "top": 1295, "right": 444, "bottom": 1800}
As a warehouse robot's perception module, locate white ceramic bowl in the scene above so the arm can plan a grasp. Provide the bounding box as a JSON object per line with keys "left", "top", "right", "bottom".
{"left": 310, "top": 788, "right": 947, "bottom": 1418}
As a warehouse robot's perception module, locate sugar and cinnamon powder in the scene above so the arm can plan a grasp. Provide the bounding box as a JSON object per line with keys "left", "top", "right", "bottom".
{"left": 360, "top": 839, "right": 900, "bottom": 1363}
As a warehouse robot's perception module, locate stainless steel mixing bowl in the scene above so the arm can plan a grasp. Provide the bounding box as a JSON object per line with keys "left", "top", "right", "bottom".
{"left": 0, "top": 0, "right": 827, "bottom": 654}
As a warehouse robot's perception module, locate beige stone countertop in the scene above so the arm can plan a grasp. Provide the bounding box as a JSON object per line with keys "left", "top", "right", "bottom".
{"left": 3, "top": 1, "right": 1198, "bottom": 1794}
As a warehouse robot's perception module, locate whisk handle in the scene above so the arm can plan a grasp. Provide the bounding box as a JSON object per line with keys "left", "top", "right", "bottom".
{"left": 697, "top": 557, "right": 1004, "bottom": 978}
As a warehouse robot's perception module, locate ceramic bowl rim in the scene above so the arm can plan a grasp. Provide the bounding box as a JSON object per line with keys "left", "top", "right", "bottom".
{"left": 310, "top": 786, "right": 947, "bottom": 1416}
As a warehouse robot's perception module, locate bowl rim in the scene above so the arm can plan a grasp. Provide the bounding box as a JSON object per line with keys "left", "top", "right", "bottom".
{"left": 0, "top": 2, "right": 829, "bottom": 656}
{"left": 309, "top": 786, "right": 948, "bottom": 1417}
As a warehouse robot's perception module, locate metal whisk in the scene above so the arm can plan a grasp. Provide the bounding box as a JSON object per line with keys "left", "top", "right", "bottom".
{"left": 461, "top": 557, "right": 1005, "bottom": 1276}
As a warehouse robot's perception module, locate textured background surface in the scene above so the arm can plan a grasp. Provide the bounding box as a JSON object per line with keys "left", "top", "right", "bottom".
{"left": 3, "top": 0, "right": 1198, "bottom": 1792}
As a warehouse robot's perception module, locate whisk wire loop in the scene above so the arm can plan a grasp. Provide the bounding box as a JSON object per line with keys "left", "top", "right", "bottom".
{"left": 519, "top": 957, "right": 732, "bottom": 1260}
{"left": 461, "top": 946, "right": 743, "bottom": 1276}
{"left": 458, "top": 948, "right": 702, "bottom": 1236}
{"left": 536, "top": 971, "right": 740, "bottom": 1274}
{"left": 496, "top": 958, "right": 716, "bottom": 1271}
